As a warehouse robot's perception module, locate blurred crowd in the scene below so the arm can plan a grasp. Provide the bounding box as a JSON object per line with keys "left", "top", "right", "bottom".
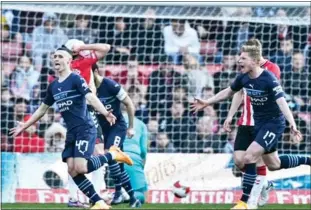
{"left": 1, "top": 7, "right": 310, "bottom": 154}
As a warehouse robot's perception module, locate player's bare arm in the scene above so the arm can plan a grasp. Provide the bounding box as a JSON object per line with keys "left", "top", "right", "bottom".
{"left": 122, "top": 95, "right": 136, "bottom": 138}
{"left": 85, "top": 92, "right": 117, "bottom": 126}
{"left": 276, "top": 97, "right": 302, "bottom": 142}
{"left": 73, "top": 43, "right": 111, "bottom": 60}
{"left": 10, "top": 103, "right": 50, "bottom": 137}
{"left": 190, "top": 87, "right": 235, "bottom": 113}
{"left": 224, "top": 90, "right": 244, "bottom": 132}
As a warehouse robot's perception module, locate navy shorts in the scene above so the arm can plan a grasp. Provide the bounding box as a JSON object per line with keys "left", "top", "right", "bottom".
{"left": 62, "top": 125, "right": 97, "bottom": 162}
{"left": 254, "top": 116, "right": 285, "bottom": 154}
{"left": 101, "top": 122, "right": 127, "bottom": 150}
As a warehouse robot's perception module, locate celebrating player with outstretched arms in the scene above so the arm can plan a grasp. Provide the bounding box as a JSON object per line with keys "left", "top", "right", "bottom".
{"left": 223, "top": 39, "right": 281, "bottom": 209}
{"left": 10, "top": 46, "right": 133, "bottom": 210}
{"left": 190, "top": 40, "right": 310, "bottom": 210}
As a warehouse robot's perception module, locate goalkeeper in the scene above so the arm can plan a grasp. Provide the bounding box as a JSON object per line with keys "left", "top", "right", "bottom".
{"left": 122, "top": 107, "right": 149, "bottom": 204}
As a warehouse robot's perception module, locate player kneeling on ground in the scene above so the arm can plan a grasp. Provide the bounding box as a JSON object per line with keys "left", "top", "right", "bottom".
{"left": 190, "top": 41, "right": 311, "bottom": 209}
{"left": 92, "top": 64, "right": 142, "bottom": 208}
{"left": 10, "top": 47, "right": 133, "bottom": 210}
{"left": 122, "top": 106, "right": 149, "bottom": 204}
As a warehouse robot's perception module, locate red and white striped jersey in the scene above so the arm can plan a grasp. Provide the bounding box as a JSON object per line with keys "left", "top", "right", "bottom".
{"left": 237, "top": 60, "right": 281, "bottom": 126}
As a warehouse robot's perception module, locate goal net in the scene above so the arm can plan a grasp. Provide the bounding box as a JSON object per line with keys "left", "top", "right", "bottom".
{"left": 1, "top": 2, "right": 310, "bottom": 205}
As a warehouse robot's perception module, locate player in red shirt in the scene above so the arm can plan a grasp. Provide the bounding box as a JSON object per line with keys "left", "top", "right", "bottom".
{"left": 223, "top": 39, "right": 281, "bottom": 209}
{"left": 63, "top": 39, "right": 111, "bottom": 208}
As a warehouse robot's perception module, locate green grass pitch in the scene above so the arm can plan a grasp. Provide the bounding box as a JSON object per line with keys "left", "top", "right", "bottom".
{"left": 2, "top": 203, "right": 311, "bottom": 209}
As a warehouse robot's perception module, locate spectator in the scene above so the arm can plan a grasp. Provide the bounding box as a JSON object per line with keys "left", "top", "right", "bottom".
{"left": 9, "top": 55, "right": 40, "bottom": 100}
{"left": 160, "top": 101, "right": 196, "bottom": 151}
{"left": 37, "top": 107, "right": 56, "bottom": 138}
{"left": 282, "top": 52, "right": 310, "bottom": 104}
{"left": 213, "top": 51, "right": 238, "bottom": 94}
{"left": 257, "top": 9, "right": 308, "bottom": 57}
{"left": 66, "top": 14, "right": 97, "bottom": 44}
{"left": 127, "top": 86, "right": 149, "bottom": 124}
{"left": 280, "top": 111, "right": 310, "bottom": 154}
{"left": 149, "top": 132, "right": 176, "bottom": 153}
{"left": 185, "top": 116, "right": 225, "bottom": 153}
{"left": 132, "top": 9, "right": 163, "bottom": 64}
{"left": 112, "top": 56, "right": 146, "bottom": 94}
{"left": 269, "top": 36, "right": 293, "bottom": 72}
{"left": 172, "top": 86, "right": 188, "bottom": 103}
{"left": 1, "top": 11, "right": 23, "bottom": 84}
{"left": 146, "top": 55, "right": 187, "bottom": 117}
{"left": 29, "top": 84, "right": 41, "bottom": 113}
{"left": 147, "top": 117, "right": 159, "bottom": 146}
{"left": 183, "top": 54, "right": 214, "bottom": 99}
{"left": 99, "top": 17, "right": 132, "bottom": 64}
{"left": 163, "top": 19, "right": 201, "bottom": 64}
{"left": 44, "top": 122, "right": 66, "bottom": 152}
{"left": 221, "top": 20, "right": 257, "bottom": 56}
{"left": 1, "top": 9, "right": 21, "bottom": 41}
{"left": 1, "top": 132, "right": 12, "bottom": 152}
{"left": 1, "top": 86, "right": 13, "bottom": 143}
{"left": 13, "top": 115, "right": 45, "bottom": 153}
{"left": 213, "top": 51, "right": 238, "bottom": 124}
{"left": 1, "top": 97, "right": 29, "bottom": 137}
{"left": 201, "top": 86, "right": 215, "bottom": 100}
{"left": 223, "top": 128, "right": 237, "bottom": 154}
{"left": 39, "top": 51, "right": 56, "bottom": 100}
{"left": 1, "top": 11, "right": 22, "bottom": 42}
{"left": 31, "top": 12, "right": 68, "bottom": 70}
{"left": 199, "top": 87, "right": 219, "bottom": 124}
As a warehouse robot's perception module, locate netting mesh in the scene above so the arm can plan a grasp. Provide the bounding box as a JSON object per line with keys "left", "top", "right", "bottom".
{"left": 1, "top": 2, "right": 310, "bottom": 204}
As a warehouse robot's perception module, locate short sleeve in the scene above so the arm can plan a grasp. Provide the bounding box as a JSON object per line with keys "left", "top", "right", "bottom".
{"left": 106, "top": 79, "right": 127, "bottom": 101}
{"left": 43, "top": 84, "right": 55, "bottom": 106}
{"left": 230, "top": 74, "right": 244, "bottom": 92}
{"left": 75, "top": 75, "right": 91, "bottom": 96}
{"left": 269, "top": 78, "right": 284, "bottom": 100}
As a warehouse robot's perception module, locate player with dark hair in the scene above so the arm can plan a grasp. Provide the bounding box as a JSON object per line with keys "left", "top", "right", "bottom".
{"left": 63, "top": 39, "right": 111, "bottom": 207}
{"left": 190, "top": 40, "right": 310, "bottom": 209}
{"left": 10, "top": 46, "right": 133, "bottom": 210}
{"left": 223, "top": 39, "right": 281, "bottom": 208}
{"left": 92, "top": 64, "right": 142, "bottom": 207}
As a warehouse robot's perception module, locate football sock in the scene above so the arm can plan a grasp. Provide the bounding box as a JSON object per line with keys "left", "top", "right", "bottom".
{"left": 280, "top": 155, "right": 311, "bottom": 169}
{"left": 72, "top": 174, "right": 101, "bottom": 203}
{"left": 241, "top": 163, "right": 257, "bottom": 203}
{"left": 248, "top": 166, "right": 267, "bottom": 206}
{"left": 109, "top": 160, "right": 122, "bottom": 193}
{"left": 120, "top": 164, "right": 135, "bottom": 200}
{"left": 87, "top": 153, "right": 113, "bottom": 173}
{"left": 68, "top": 175, "right": 79, "bottom": 201}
